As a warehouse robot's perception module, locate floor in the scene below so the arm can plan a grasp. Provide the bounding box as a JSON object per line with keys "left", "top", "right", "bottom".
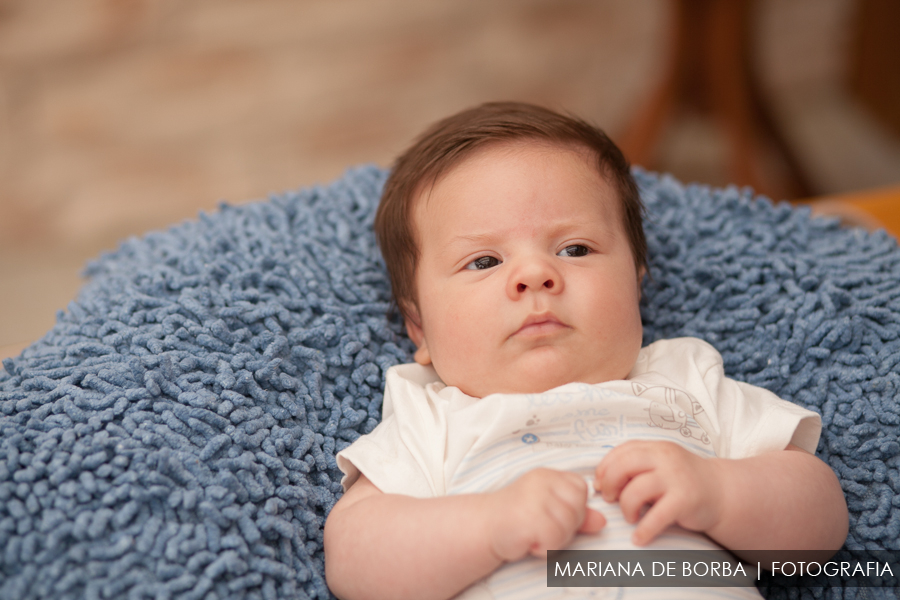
{"left": 2, "top": 0, "right": 900, "bottom": 361}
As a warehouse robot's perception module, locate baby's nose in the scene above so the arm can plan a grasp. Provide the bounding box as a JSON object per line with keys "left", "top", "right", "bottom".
{"left": 508, "top": 259, "right": 563, "bottom": 297}
{"left": 516, "top": 279, "right": 554, "bottom": 293}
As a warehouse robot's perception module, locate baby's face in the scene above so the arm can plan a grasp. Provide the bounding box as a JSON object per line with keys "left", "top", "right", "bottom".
{"left": 406, "top": 141, "right": 644, "bottom": 398}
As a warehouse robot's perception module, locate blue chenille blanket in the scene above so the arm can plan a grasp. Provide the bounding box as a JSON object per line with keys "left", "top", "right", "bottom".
{"left": 2, "top": 165, "right": 899, "bottom": 599}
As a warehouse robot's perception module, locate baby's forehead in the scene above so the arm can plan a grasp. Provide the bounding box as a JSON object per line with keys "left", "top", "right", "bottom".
{"left": 436, "top": 138, "right": 597, "bottom": 179}
{"left": 411, "top": 139, "right": 620, "bottom": 222}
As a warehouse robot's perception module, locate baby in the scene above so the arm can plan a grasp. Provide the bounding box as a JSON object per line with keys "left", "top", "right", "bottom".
{"left": 323, "top": 102, "right": 848, "bottom": 600}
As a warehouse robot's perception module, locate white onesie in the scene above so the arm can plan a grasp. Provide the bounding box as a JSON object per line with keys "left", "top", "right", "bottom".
{"left": 336, "top": 337, "right": 822, "bottom": 599}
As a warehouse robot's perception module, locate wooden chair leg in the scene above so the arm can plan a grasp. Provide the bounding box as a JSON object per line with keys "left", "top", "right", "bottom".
{"left": 616, "top": 0, "right": 814, "bottom": 200}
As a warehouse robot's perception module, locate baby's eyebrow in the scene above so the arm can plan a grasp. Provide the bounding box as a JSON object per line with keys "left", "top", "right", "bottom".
{"left": 437, "top": 233, "right": 499, "bottom": 261}
{"left": 447, "top": 233, "right": 495, "bottom": 246}
{"left": 443, "top": 220, "right": 609, "bottom": 253}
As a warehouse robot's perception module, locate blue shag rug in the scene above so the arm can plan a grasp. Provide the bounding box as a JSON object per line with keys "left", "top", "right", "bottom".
{"left": 2, "top": 165, "right": 899, "bottom": 600}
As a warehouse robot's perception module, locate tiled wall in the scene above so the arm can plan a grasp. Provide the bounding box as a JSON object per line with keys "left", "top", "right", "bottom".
{"left": 2, "top": 0, "right": 899, "bottom": 356}
{"left": 0, "top": 0, "right": 667, "bottom": 249}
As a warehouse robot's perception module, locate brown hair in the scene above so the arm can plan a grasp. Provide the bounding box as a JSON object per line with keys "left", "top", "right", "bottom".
{"left": 375, "top": 101, "right": 646, "bottom": 322}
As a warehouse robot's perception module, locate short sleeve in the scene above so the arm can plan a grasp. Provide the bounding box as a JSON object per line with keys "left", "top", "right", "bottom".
{"left": 336, "top": 413, "right": 437, "bottom": 498}
{"left": 634, "top": 338, "right": 822, "bottom": 459}
{"left": 335, "top": 363, "right": 449, "bottom": 498}
{"left": 706, "top": 371, "right": 822, "bottom": 458}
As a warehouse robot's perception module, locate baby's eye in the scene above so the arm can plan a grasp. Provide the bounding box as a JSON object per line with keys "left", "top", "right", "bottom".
{"left": 557, "top": 245, "right": 590, "bottom": 258}
{"left": 465, "top": 256, "right": 501, "bottom": 270}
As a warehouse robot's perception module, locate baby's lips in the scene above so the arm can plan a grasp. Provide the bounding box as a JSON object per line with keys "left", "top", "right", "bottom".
{"left": 510, "top": 312, "right": 568, "bottom": 337}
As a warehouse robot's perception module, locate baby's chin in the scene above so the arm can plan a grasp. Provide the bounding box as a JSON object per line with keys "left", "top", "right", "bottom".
{"left": 434, "top": 346, "right": 640, "bottom": 398}
{"left": 453, "top": 368, "right": 624, "bottom": 399}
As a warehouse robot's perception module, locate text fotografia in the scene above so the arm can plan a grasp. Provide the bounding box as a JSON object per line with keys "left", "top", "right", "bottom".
{"left": 548, "top": 550, "right": 900, "bottom": 588}
{"left": 769, "top": 561, "right": 892, "bottom": 578}
{"left": 754, "top": 550, "right": 900, "bottom": 589}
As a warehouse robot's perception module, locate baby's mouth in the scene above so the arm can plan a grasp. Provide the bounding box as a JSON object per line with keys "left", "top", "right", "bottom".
{"left": 511, "top": 313, "right": 568, "bottom": 338}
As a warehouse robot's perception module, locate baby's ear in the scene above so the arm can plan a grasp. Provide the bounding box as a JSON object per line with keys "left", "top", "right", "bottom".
{"left": 402, "top": 304, "right": 432, "bottom": 366}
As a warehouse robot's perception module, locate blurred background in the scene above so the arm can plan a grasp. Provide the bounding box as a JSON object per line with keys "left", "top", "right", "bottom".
{"left": 2, "top": 0, "right": 900, "bottom": 360}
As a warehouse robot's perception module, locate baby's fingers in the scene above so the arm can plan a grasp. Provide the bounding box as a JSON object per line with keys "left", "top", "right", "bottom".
{"left": 617, "top": 473, "right": 663, "bottom": 525}
{"left": 528, "top": 506, "right": 578, "bottom": 558}
{"left": 631, "top": 495, "right": 678, "bottom": 546}
{"left": 529, "top": 475, "right": 596, "bottom": 556}
{"left": 578, "top": 508, "right": 606, "bottom": 534}
{"left": 595, "top": 445, "right": 655, "bottom": 502}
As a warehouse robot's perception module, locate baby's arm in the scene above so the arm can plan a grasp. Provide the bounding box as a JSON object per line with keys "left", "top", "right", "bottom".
{"left": 325, "top": 468, "right": 606, "bottom": 600}
{"left": 594, "top": 440, "right": 848, "bottom": 556}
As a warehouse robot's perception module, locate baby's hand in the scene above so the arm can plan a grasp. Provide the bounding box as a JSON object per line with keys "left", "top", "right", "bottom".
{"left": 594, "top": 440, "right": 723, "bottom": 546}
{"left": 486, "top": 468, "right": 606, "bottom": 562}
